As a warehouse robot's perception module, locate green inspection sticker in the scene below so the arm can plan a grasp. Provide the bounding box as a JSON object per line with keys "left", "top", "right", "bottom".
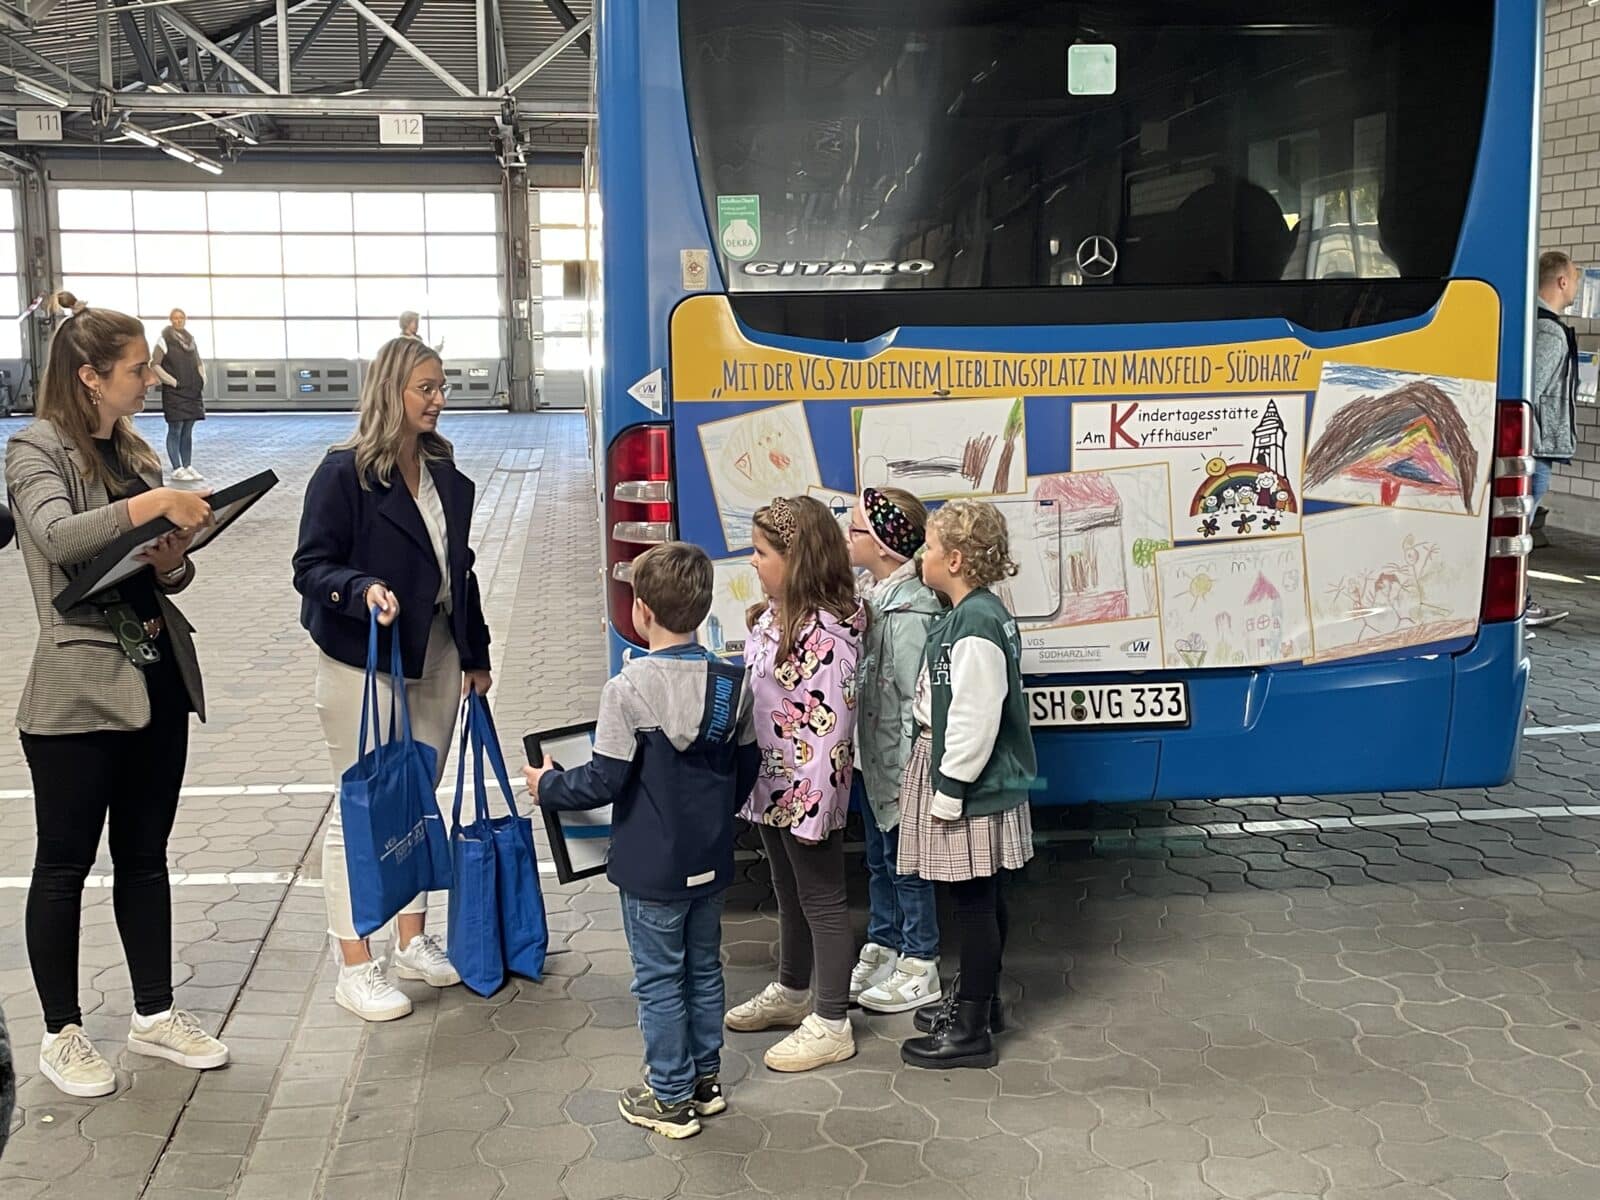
{"left": 717, "top": 194, "right": 761, "bottom": 261}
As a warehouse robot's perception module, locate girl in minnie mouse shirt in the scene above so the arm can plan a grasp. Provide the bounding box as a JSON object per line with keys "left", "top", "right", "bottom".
{"left": 725, "top": 494, "right": 866, "bottom": 1074}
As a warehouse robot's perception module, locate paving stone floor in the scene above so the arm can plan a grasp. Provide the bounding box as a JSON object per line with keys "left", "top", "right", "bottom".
{"left": 1, "top": 412, "right": 1600, "bottom": 1199}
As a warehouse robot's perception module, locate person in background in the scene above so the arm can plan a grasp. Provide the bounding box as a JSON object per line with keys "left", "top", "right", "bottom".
{"left": 0, "top": 999, "right": 14, "bottom": 1160}
{"left": 526, "top": 542, "right": 758, "bottom": 1139}
{"left": 1528, "top": 250, "right": 1581, "bottom": 629}
{"left": 293, "top": 336, "right": 492, "bottom": 1022}
{"left": 400, "top": 311, "right": 445, "bottom": 354}
{"left": 847, "top": 488, "right": 944, "bottom": 1016}
{"left": 897, "top": 500, "right": 1037, "bottom": 1071}
{"left": 724, "top": 495, "right": 866, "bottom": 1073}
{"left": 6, "top": 293, "right": 228, "bottom": 1099}
{"left": 150, "top": 309, "right": 207, "bottom": 484}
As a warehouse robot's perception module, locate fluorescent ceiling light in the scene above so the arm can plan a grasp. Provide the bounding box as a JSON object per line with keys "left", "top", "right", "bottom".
{"left": 161, "top": 144, "right": 196, "bottom": 163}
{"left": 123, "top": 127, "right": 160, "bottom": 148}
{"left": 15, "top": 74, "right": 69, "bottom": 109}
{"left": 195, "top": 160, "right": 223, "bottom": 175}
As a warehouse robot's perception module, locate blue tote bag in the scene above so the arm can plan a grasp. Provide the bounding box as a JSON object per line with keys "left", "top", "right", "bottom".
{"left": 449, "top": 692, "right": 548, "bottom": 996}
{"left": 339, "top": 611, "right": 454, "bottom": 939}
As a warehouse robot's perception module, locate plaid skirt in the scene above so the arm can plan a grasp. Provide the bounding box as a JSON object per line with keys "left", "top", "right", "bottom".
{"left": 897, "top": 732, "right": 1034, "bottom": 883}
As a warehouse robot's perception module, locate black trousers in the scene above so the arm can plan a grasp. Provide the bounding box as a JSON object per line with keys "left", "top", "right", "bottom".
{"left": 950, "top": 873, "right": 1010, "bottom": 1001}
{"left": 759, "top": 825, "right": 853, "bottom": 1021}
{"left": 22, "top": 678, "right": 189, "bottom": 1033}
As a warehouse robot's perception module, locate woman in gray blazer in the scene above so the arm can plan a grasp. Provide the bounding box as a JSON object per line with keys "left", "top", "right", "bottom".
{"left": 4, "top": 293, "right": 229, "bottom": 1099}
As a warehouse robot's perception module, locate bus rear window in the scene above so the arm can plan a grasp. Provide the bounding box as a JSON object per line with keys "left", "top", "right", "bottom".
{"left": 680, "top": 1, "right": 1492, "bottom": 292}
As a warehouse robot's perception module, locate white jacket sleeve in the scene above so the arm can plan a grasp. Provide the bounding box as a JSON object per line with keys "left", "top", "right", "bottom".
{"left": 931, "top": 636, "right": 1009, "bottom": 818}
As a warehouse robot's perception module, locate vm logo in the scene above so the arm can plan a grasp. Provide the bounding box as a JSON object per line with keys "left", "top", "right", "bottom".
{"left": 1123, "top": 638, "right": 1153, "bottom": 655}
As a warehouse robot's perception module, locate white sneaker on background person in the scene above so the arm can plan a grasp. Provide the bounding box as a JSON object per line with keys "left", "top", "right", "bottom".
{"left": 334, "top": 959, "right": 413, "bottom": 1022}
{"left": 390, "top": 933, "right": 461, "bottom": 988}
{"left": 38, "top": 1025, "right": 116, "bottom": 1098}
{"left": 849, "top": 943, "right": 898, "bottom": 1003}
{"left": 857, "top": 956, "right": 941, "bottom": 1014}
{"left": 127, "top": 1009, "right": 230, "bottom": 1069}
{"left": 185, "top": 466, "right": 206, "bottom": 483}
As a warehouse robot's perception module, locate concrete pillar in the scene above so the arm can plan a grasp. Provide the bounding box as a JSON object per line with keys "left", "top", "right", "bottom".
{"left": 18, "top": 167, "right": 52, "bottom": 410}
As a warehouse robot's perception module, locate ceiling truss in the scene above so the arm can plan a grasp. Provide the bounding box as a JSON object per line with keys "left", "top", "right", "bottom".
{"left": 0, "top": 0, "right": 592, "bottom": 165}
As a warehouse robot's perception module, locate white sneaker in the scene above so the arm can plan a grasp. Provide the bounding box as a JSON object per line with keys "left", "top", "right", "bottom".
{"left": 39, "top": 1025, "right": 116, "bottom": 1098}
{"left": 858, "top": 956, "right": 942, "bottom": 1014}
{"left": 849, "top": 943, "right": 898, "bottom": 1003}
{"left": 335, "top": 960, "right": 413, "bottom": 1022}
{"left": 391, "top": 933, "right": 461, "bottom": 988}
{"left": 763, "top": 1014, "right": 856, "bottom": 1073}
{"left": 172, "top": 466, "right": 194, "bottom": 481}
{"left": 725, "top": 982, "right": 811, "bottom": 1032}
{"left": 185, "top": 467, "right": 206, "bottom": 483}
{"left": 128, "top": 1009, "right": 230, "bottom": 1070}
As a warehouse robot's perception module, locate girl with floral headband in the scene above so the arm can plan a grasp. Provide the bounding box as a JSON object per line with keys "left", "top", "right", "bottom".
{"left": 725, "top": 494, "right": 866, "bottom": 1073}
{"left": 846, "top": 488, "right": 945, "bottom": 1017}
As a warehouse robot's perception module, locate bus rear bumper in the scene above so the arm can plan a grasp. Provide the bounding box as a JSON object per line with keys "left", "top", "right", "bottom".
{"left": 1030, "top": 621, "right": 1529, "bottom": 805}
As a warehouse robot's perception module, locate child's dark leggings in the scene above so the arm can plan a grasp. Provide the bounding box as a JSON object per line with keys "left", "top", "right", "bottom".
{"left": 949, "top": 873, "right": 1009, "bottom": 1000}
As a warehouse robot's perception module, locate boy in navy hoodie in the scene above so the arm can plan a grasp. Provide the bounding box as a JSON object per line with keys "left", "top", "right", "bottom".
{"left": 525, "top": 542, "right": 756, "bottom": 1139}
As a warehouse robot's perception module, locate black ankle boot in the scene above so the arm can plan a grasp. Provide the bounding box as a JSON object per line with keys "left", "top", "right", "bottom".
{"left": 901, "top": 998, "right": 997, "bottom": 1070}
{"left": 914, "top": 993, "right": 1003, "bottom": 1034}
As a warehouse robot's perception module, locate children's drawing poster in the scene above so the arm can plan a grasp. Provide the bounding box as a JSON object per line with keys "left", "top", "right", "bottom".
{"left": 699, "top": 402, "right": 823, "bottom": 551}
{"left": 1304, "top": 363, "right": 1494, "bottom": 517}
{"left": 1070, "top": 396, "right": 1305, "bottom": 542}
{"left": 807, "top": 486, "right": 858, "bottom": 537}
{"left": 990, "top": 499, "right": 1065, "bottom": 623}
{"left": 1303, "top": 507, "right": 1484, "bottom": 663}
{"left": 855, "top": 396, "right": 1027, "bottom": 501}
{"left": 699, "top": 558, "right": 763, "bottom": 659}
{"left": 1155, "top": 538, "right": 1311, "bottom": 669}
{"left": 1007, "top": 464, "right": 1172, "bottom": 671}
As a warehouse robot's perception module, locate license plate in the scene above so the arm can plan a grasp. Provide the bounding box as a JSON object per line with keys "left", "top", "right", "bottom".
{"left": 1027, "top": 683, "right": 1190, "bottom": 728}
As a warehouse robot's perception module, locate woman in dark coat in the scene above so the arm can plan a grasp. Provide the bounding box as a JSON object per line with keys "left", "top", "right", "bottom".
{"left": 150, "top": 308, "right": 206, "bottom": 483}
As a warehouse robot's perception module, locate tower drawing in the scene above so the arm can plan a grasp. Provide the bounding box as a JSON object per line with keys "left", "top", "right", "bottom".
{"left": 1251, "top": 401, "right": 1289, "bottom": 478}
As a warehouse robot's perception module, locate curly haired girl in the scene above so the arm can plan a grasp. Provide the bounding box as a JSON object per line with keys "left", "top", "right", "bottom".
{"left": 897, "top": 499, "right": 1038, "bottom": 1071}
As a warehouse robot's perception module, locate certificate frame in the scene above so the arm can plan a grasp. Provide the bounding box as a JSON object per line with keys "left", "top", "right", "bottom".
{"left": 53, "top": 470, "right": 279, "bottom": 614}
{"left": 524, "top": 721, "right": 610, "bottom": 884}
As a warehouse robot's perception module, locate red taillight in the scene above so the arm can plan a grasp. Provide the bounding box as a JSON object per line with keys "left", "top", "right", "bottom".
{"left": 1482, "top": 400, "right": 1533, "bottom": 623}
{"left": 605, "top": 425, "right": 675, "bottom": 645}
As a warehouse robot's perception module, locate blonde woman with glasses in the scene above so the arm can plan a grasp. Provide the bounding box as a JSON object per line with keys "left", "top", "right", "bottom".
{"left": 293, "top": 337, "right": 493, "bottom": 1020}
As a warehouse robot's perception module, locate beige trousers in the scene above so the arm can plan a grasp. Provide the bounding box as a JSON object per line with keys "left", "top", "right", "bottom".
{"left": 316, "top": 613, "right": 461, "bottom": 942}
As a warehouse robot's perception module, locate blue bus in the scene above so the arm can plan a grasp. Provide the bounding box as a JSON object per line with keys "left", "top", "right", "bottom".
{"left": 592, "top": 0, "right": 1537, "bottom": 804}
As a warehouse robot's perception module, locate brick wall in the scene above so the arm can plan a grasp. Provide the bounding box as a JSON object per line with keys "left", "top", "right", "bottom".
{"left": 1543, "top": 0, "right": 1600, "bottom": 533}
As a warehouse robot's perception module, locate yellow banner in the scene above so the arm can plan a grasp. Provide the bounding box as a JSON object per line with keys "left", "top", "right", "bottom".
{"left": 669, "top": 280, "right": 1501, "bottom": 402}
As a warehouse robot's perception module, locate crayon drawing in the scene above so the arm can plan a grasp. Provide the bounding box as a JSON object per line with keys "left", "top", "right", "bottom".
{"left": 1304, "top": 507, "right": 1485, "bottom": 663}
{"left": 1008, "top": 465, "right": 1172, "bottom": 671}
{"left": 855, "top": 397, "right": 1027, "bottom": 500}
{"left": 1155, "top": 538, "right": 1312, "bottom": 668}
{"left": 700, "top": 402, "right": 823, "bottom": 551}
{"left": 1305, "top": 363, "right": 1494, "bottom": 516}
{"left": 699, "top": 558, "right": 763, "bottom": 659}
{"left": 807, "top": 487, "right": 858, "bottom": 538}
{"left": 991, "top": 500, "right": 1063, "bottom": 621}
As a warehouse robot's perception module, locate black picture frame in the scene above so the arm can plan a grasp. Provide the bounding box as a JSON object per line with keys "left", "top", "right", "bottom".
{"left": 53, "top": 470, "right": 279, "bottom": 615}
{"left": 524, "top": 721, "right": 610, "bottom": 884}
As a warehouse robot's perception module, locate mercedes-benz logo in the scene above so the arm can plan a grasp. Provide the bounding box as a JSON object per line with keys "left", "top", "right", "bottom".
{"left": 1075, "top": 235, "right": 1118, "bottom": 278}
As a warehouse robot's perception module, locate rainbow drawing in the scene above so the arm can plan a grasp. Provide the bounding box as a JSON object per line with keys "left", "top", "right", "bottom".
{"left": 1304, "top": 380, "right": 1478, "bottom": 511}
{"left": 1189, "top": 461, "right": 1298, "bottom": 518}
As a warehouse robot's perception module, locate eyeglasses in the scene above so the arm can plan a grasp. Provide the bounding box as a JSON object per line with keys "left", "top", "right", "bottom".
{"left": 411, "top": 382, "right": 453, "bottom": 402}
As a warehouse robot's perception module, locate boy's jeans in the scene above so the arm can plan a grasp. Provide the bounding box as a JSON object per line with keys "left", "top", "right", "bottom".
{"left": 862, "top": 804, "right": 940, "bottom": 960}
{"left": 620, "top": 890, "right": 726, "bottom": 1107}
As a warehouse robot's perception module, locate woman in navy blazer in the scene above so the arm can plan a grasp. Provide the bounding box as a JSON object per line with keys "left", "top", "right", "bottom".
{"left": 293, "top": 336, "right": 491, "bottom": 1022}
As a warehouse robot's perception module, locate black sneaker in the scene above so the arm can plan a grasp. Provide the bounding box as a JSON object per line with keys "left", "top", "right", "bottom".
{"left": 618, "top": 1085, "right": 701, "bottom": 1139}
{"left": 1526, "top": 602, "right": 1570, "bottom": 629}
{"left": 692, "top": 1075, "right": 727, "bottom": 1117}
